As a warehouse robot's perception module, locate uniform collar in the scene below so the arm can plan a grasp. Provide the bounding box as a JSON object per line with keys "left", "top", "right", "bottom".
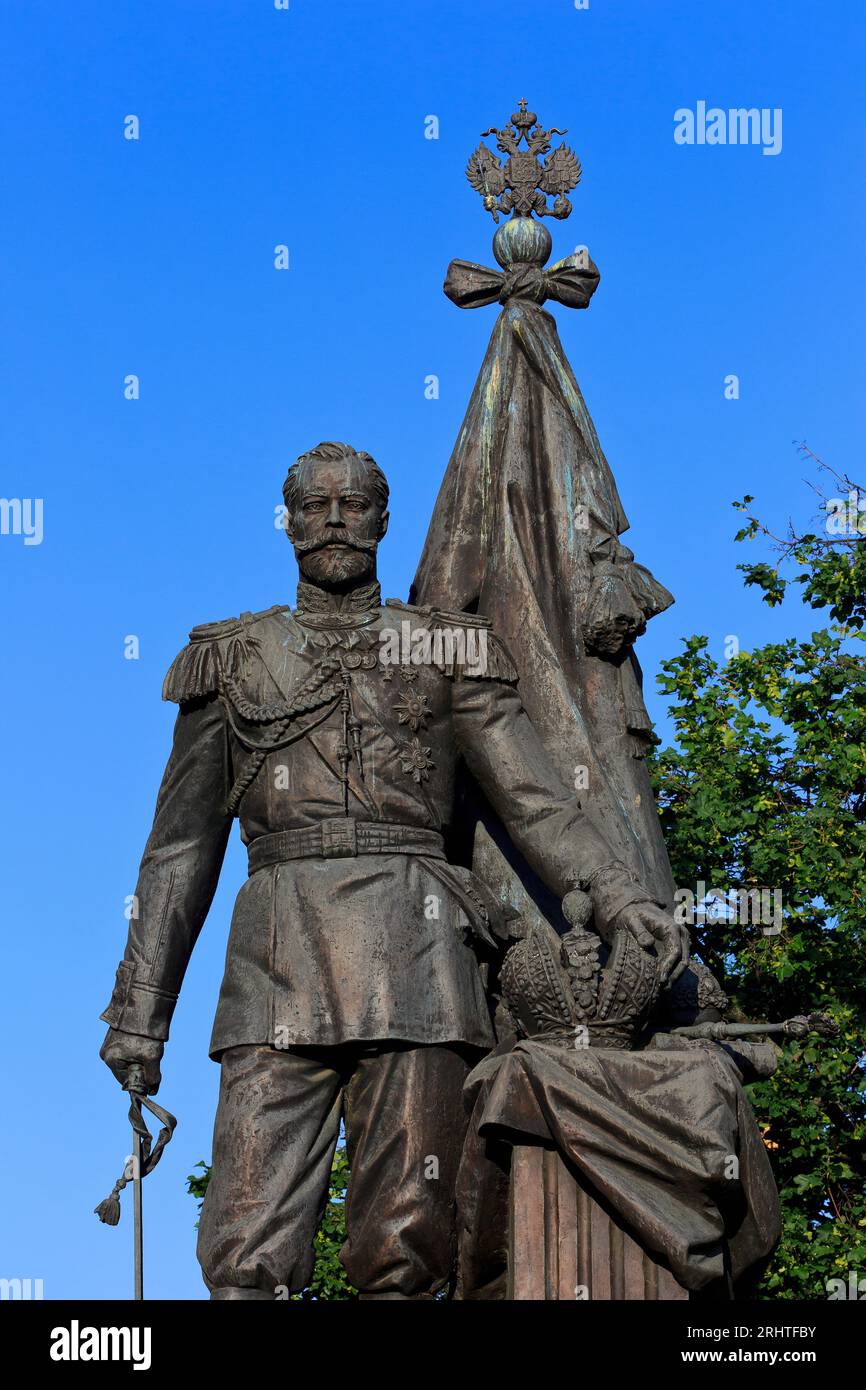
{"left": 294, "top": 579, "right": 382, "bottom": 628}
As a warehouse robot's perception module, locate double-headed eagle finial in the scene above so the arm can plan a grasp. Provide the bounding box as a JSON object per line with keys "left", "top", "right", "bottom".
{"left": 466, "top": 98, "right": 582, "bottom": 223}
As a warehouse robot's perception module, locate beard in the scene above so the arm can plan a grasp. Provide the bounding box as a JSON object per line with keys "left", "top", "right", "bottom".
{"left": 294, "top": 536, "right": 378, "bottom": 587}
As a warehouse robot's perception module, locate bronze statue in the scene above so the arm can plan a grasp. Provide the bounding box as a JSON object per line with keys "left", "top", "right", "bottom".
{"left": 97, "top": 101, "right": 803, "bottom": 1304}
{"left": 99, "top": 439, "right": 688, "bottom": 1300}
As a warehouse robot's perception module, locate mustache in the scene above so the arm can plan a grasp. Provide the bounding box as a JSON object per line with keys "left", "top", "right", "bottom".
{"left": 293, "top": 534, "right": 379, "bottom": 557}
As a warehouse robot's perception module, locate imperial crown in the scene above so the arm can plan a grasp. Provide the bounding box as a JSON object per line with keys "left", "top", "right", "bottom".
{"left": 500, "top": 919, "right": 663, "bottom": 1050}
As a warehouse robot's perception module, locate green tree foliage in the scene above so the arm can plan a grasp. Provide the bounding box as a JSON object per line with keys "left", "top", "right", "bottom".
{"left": 647, "top": 454, "right": 866, "bottom": 1298}
{"left": 187, "top": 1146, "right": 357, "bottom": 1300}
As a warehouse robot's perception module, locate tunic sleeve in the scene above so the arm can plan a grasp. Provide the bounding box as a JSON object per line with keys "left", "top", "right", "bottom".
{"left": 451, "top": 674, "right": 622, "bottom": 898}
{"left": 100, "top": 695, "right": 233, "bottom": 1040}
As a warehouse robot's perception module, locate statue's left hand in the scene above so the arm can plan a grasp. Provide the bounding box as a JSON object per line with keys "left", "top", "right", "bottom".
{"left": 614, "top": 902, "right": 690, "bottom": 987}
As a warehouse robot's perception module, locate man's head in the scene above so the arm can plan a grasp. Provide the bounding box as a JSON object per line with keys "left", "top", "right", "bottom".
{"left": 283, "top": 442, "right": 390, "bottom": 588}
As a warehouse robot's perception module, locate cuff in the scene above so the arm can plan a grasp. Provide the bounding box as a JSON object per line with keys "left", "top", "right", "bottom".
{"left": 584, "top": 863, "right": 656, "bottom": 925}
{"left": 99, "top": 960, "right": 177, "bottom": 1041}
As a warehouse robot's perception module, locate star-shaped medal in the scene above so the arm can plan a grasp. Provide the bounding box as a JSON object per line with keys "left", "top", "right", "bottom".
{"left": 399, "top": 737, "right": 436, "bottom": 783}
{"left": 393, "top": 690, "right": 432, "bottom": 733}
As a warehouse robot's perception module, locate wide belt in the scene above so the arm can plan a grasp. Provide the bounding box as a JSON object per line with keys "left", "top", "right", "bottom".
{"left": 247, "top": 818, "right": 446, "bottom": 874}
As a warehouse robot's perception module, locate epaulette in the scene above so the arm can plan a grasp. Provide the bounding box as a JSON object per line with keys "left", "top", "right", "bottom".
{"left": 162, "top": 604, "right": 288, "bottom": 704}
{"left": 429, "top": 607, "right": 517, "bottom": 681}
{"left": 385, "top": 597, "right": 494, "bottom": 629}
{"left": 385, "top": 597, "right": 433, "bottom": 616}
{"left": 386, "top": 599, "right": 516, "bottom": 683}
{"left": 430, "top": 605, "right": 493, "bottom": 629}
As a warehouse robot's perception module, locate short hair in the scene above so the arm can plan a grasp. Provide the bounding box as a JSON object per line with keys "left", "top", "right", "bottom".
{"left": 282, "top": 441, "right": 390, "bottom": 515}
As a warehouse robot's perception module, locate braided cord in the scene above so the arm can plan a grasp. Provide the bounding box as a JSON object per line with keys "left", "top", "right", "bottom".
{"left": 224, "top": 657, "right": 343, "bottom": 815}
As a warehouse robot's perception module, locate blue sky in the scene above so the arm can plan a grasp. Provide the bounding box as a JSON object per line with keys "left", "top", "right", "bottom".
{"left": 2, "top": 0, "right": 864, "bottom": 1299}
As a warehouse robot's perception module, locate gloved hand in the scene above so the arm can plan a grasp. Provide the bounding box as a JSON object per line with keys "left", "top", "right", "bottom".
{"left": 99, "top": 1026, "right": 164, "bottom": 1095}
{"left": 612, "top": 900, "right": 690, "bottom": 986}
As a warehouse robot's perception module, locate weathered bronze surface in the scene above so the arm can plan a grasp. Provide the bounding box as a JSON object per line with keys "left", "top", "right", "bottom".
{"left": 413, "top": 101, "right": 781, "bottom": 1300}
{"left": 99, "top": 434, "right": 684, "bottom": 1298}
{"left": 455, "top": 924, "right": 782, "bottom": 1299}
{"left": 98, "top": 103, "right": 782, "bottom": 1301}
{"left": 506, "top": 1147, "right": 689, "bottom": 1301}
{"left": 412, "top": 100, "right": 676, "bottom": 923}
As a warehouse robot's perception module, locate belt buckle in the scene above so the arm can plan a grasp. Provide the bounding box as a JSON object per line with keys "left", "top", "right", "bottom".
{"left": 321, "top": 817, "right": 358, "bottom": 858}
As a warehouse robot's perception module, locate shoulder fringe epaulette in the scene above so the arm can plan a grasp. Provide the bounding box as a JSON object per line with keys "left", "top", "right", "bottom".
{"left": 384, "top": 598, "right": 517, "bottom": 683}
{"left": 437, "top": 628, "right": 519, "bottom": 683}
{"left": 162, "top": 605, "right": 288, "bottom": 703}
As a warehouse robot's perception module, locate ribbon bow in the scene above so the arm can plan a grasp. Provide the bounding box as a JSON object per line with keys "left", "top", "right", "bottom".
{"left": 443, "top": 251, "right": 600, "bottom": 311}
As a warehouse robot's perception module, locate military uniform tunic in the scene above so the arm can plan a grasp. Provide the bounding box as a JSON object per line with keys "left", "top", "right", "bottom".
{"left": 101, "top": 582, "right": 641, "bottom": 1058}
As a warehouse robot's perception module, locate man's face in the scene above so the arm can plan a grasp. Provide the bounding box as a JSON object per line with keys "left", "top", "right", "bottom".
{"left": 286, "top": 455, "right": 388, "bottom": 587}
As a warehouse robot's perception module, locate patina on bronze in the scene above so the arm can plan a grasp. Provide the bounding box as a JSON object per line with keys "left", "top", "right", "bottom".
{"left": 413, "top": 101, "right": 783, "bottom": 1302}
{"left": 98, "top": 437, "right": 687, "bottom": 1299}
{"left": 455, "top": 912, "right": 783, "bottom": 1300}
{"left": 412, "top": 100, "right": 677, "bottom": 922}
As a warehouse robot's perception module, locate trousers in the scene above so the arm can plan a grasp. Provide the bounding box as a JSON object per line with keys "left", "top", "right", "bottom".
{"left": 196, "top": 1040, "right": 476, "bottom": 1299}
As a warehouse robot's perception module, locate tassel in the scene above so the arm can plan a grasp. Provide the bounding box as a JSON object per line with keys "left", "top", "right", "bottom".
{"left": 582, "top": 563, "right": 645, "bottom": 655}
{"left": 94, "top": 1186, "right": 123, "bottom": 1226}
{"left": 95, "top": 1090, "right": 177, "bottom": 1229}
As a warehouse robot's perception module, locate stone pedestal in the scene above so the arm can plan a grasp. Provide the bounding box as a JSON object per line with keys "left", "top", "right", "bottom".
{"left": 507, "top": 1144, "right": 689, "bottom": 1301}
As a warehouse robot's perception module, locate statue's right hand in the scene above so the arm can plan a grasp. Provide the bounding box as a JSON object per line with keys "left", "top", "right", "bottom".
{"left": 99, "top": 1027, "right": 164, "bottom": 1095}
